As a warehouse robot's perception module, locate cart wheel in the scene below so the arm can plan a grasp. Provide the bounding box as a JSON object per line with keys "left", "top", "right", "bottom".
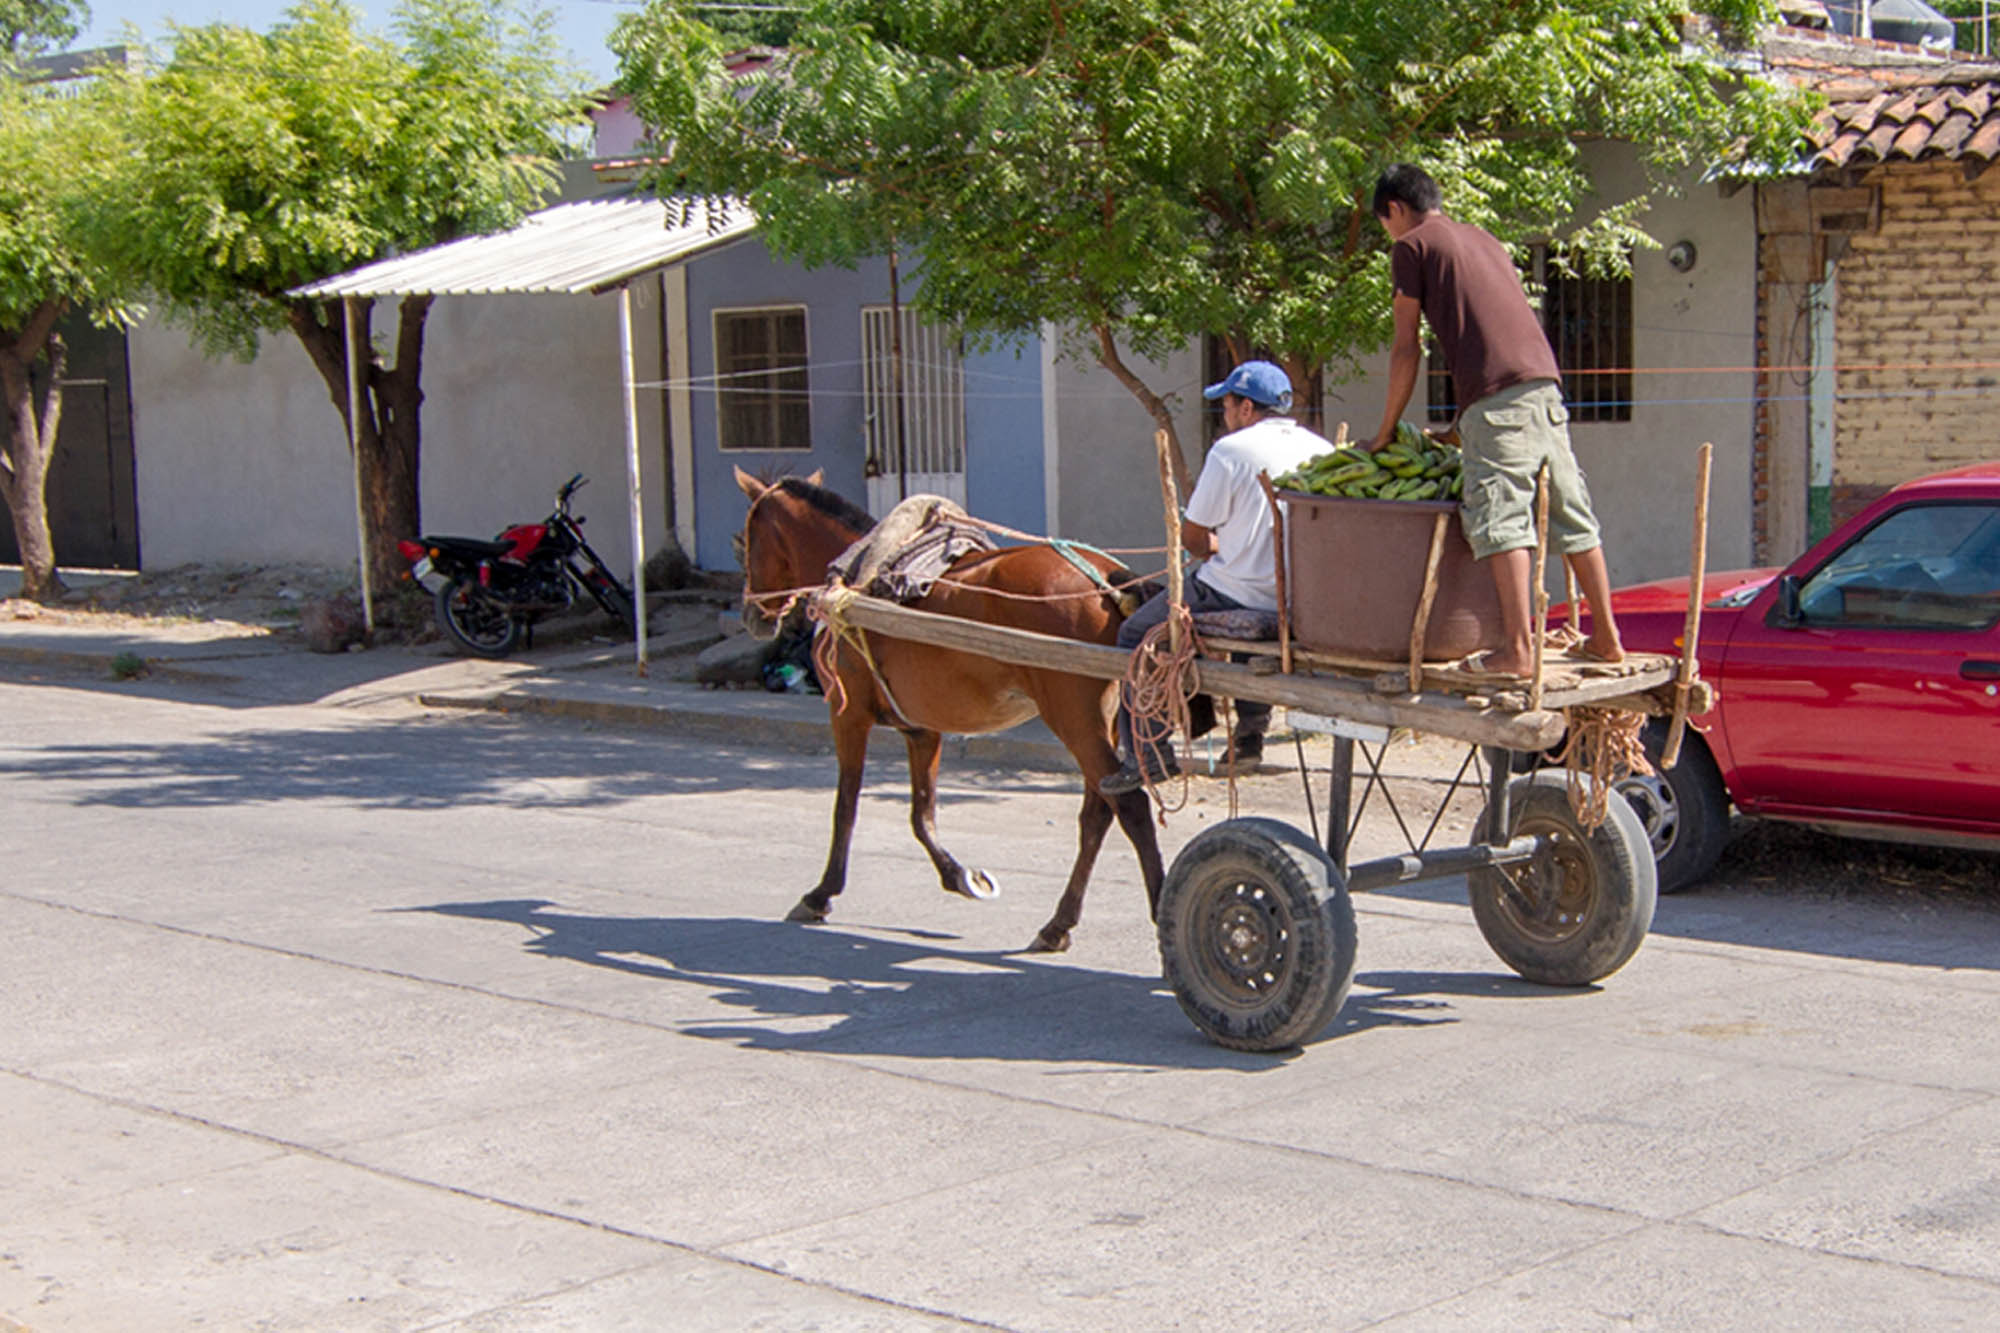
{"left": 1156, "top": 818, "right": 1357, "bottom": 1052}
{"left": 1470, "top": 771, "right": 1656, "bottom": 986}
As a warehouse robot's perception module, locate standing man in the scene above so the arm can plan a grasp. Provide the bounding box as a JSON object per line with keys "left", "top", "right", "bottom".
{"left": 1101, "top": 359, "right": 1328, "bottom": 795}
{"left": 1367, "top": 163, "right": 1623, "bottom": 679}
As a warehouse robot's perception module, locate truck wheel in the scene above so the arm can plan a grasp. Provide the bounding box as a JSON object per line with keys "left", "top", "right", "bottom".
{"left": 1470, "top": 772, "right": 1656, "bottom": 985}
{"left": 1615, "top": 720, "right": 1731, "bottom": 894}
{"left": 1156, "top": 818, "right": 1357, "bottom": 1051}
{"left": 435, "top": 579, "right": 524, "bottom": 658}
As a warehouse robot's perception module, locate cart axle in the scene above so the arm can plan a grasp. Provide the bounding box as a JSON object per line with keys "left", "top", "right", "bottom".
{"left": 1345, "top": 834, "right": 1543, "bottom": 893}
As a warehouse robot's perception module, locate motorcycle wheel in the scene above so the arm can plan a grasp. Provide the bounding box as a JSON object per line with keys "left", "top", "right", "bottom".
{"left": 435, "top": 578, "right": 525, "bottom": 658}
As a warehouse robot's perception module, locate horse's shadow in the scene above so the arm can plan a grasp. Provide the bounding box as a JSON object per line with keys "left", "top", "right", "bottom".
{"left": 397, "top": 899, "right": 1486, "bottom": 1067}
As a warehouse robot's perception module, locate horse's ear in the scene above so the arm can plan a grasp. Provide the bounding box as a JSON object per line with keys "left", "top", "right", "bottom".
{"left": 804, "top": 468, "right": 824, "bottom": 488}
{"left": 733, "top": 466, "right": 765, "bottom": 501}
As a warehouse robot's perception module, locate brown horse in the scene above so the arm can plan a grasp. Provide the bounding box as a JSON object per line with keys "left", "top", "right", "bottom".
{"left": 734, "top": 467, "right": 1163, "bottom": 953}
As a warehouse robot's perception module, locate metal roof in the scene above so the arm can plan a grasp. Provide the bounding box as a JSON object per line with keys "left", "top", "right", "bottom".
{"left": 289, "top": 196, "right": 756, "bottom": 299}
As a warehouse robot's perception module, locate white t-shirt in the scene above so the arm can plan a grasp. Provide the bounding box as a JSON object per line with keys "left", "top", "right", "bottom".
{"left": 1184, "top": 415, "right": 1330, "bottom": 611}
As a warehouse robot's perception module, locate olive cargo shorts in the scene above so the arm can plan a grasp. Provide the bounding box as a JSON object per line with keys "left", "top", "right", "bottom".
{"left": 1457, "top": 379, "right": 1604, "bottom": 560}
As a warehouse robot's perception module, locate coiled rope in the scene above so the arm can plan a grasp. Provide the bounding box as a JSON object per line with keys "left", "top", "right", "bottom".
{"left": 1553, "top": 705, "right": 1653, "bottom": 830}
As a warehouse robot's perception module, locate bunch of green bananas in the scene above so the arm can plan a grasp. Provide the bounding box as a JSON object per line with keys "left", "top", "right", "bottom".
{"left": 1274, "top": 422, "right": 1465, "bottom": 502}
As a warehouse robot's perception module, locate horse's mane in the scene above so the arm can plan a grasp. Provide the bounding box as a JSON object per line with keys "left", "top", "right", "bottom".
{"left": 777, "top": 477, "right": 875, "bottom": 534}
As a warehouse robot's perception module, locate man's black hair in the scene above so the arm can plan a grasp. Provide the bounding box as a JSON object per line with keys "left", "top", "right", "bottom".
{"left": 1372, "top": 164, "right": 1443, "bottom": 219}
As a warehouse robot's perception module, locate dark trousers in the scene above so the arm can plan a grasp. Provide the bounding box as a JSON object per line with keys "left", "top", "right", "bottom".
{"left": 1114, "top": 578, "right": 1272, "bottom": 764}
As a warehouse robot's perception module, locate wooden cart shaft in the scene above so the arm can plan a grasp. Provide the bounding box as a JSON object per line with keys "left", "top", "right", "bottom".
{"left": 824, "top": 591, "right": 1680, "bottom": 754}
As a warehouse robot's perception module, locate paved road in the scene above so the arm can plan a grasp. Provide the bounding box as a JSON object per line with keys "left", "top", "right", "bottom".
{"left": 4, "top": 665, "right": 2000, "bottom": 1330}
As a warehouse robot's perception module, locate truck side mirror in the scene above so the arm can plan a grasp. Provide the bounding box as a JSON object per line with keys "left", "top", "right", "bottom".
{"left": 1773, "top": 574, "right": 1804, "bottom": 627}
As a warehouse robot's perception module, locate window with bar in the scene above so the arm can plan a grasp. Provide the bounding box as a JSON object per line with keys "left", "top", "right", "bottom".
{"left": 1425, "top": 248, "right": 1633, "bottom": 423}
{"left": 861, "top": 306, "right": 966, "bottom": 482}
{"left": 714, "top": 307, "right": 811, "bottom": 451}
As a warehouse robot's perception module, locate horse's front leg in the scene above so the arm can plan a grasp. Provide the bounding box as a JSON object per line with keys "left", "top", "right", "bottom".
{"left": 903, "top": 728, "right": 997, "bottom": 902}
{"left": 790, "top": 698, "right": 874, "bottom": 924}
{"left": 1022, "top": 679, "right": 1134, "bottom": 953}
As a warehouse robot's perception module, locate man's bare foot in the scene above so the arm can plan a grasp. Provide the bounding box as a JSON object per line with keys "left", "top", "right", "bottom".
{"left": 1573, "top": 633, "right": 1625, "bottom": 664}
{"left": 1463, "top": 648, "right": 1535, "bottom": 680}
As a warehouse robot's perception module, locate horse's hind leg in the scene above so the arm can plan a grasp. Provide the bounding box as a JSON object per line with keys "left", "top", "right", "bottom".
{"left": 903, "top": 729, "right": 997, "bottom": 901}
{"left": 791, "top": 701, "right": 873, "bottom": 924}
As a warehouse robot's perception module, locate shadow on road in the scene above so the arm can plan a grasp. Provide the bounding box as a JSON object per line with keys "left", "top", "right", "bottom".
{"left": 395, "top": 899, "right": 1530, "bottom": 1065}
{"left": 0, "top": 711, "right": 1083, "bottom": 809}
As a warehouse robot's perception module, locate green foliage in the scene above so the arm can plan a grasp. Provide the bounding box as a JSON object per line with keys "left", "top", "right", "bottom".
{"left": 614, "top": 0, "right": 1817, "bottom": 383}
{"left": 91, "top": 0, "right": 591, "bottom": 359}
{"left": 1, "top": 0, "right": 84, "bottom": 63}
{"left": 0, "top": 65, "right": 130, "bottom": 333}
{"left": 108, "top": 650, "right": 149, "bottom": 680}
{"left": 1929, "top": 1, "right": 1994, "bottom": 54}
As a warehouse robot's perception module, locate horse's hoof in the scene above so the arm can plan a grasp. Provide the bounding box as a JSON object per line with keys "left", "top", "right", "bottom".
{"left": 785, "top": 900, "right": 829, "bottom": 924}
{"left": 1026, "top": 929, "right": 1071, "bottom": 954}
{"left": 948, "top": 868, "right": 1000, "bottom": 902}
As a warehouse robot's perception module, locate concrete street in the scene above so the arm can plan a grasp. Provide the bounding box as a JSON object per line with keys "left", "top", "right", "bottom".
{"left": 2, "top": 644, "right": 2000, "bottom": 1330}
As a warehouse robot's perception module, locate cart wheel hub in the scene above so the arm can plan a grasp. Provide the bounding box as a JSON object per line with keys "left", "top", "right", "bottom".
{"left": 1205, "top": 884, "right": 1290, "bottom": 992}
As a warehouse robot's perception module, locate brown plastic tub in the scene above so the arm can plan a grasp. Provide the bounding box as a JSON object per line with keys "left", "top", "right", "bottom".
{"left": 1281, "top": 491, "right": 1501, "bottom": 663}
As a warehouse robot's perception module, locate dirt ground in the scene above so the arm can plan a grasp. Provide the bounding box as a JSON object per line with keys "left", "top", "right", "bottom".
{"left": 1, "top": 563, "right": 400, "bottom": 640}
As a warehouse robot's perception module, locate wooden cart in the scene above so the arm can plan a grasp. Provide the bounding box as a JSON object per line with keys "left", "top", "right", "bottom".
{"left": 821, "top": 590, "right": 1692, "bottom": 1052}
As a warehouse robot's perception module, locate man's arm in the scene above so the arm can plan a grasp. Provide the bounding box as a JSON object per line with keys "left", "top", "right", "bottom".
{"left": 1368, "top": 293, "right": 1424, "bottom": 451}
{"left": 1180, "top": 516, "right": 1217, "bottom": 559}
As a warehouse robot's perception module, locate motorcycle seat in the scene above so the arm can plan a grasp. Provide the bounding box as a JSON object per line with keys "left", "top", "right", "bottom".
{"left": 423, "top": 535, "right": 516, "bottom": 559}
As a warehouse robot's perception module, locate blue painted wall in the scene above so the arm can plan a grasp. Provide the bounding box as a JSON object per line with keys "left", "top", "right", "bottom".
{"left": 685, "top": 238, "right": 1046, "bottom": 570}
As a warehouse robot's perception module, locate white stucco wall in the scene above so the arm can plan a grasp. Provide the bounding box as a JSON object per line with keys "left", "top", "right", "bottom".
{"left": 1322, "top": 151, "right": 1759, "bottom": 587}
{"left": 1048, "top": 338, "right": 1206, "bottom": 551}
{"left": 127, "top": 284, "right": 670, "bottom": 577}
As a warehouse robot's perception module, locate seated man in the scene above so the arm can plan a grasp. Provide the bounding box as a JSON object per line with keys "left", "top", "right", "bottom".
{"left": 1101, "top": 359, "right": 1330, "bottom": 795}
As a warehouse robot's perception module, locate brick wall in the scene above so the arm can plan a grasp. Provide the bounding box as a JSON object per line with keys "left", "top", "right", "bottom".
{"left": 1833, "top": 162, "right": 2000, "bottom": 523}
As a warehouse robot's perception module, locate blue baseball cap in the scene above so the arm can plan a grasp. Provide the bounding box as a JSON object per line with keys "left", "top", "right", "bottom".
{"left": 1203, "top": 359, "right": 1293, "bottom": 410}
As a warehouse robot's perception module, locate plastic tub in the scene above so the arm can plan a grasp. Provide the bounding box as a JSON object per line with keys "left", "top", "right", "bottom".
{"left": 1280, "top": 491, "right": 1501, "bottom": 663}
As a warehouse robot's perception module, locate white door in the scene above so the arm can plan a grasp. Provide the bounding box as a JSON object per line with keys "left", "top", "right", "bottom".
{"left": 861, "top": 306, "right": 967, "bottom": 516}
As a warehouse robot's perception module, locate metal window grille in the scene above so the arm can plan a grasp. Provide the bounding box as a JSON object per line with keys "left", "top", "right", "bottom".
{"left": 1423, "top": 249, "right": 1633, "bottom": 423}
{"left": 861, "top": 306, "right": 966, "bottom": 482}
{"left": 714, "top": 307, "right": 810, "bottom": 451}
{"left": 1540, "top": 253, "right": 1632, "bottom": 423}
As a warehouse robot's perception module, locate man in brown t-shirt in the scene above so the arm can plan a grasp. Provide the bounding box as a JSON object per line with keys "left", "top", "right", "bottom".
{"left": 1365, "top": 163, "right": 1623, "bottom": 678}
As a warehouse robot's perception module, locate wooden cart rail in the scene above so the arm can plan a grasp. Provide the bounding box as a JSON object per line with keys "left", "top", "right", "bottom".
{"left": 824, "top": 590, "right": 1680, "bottom": 753}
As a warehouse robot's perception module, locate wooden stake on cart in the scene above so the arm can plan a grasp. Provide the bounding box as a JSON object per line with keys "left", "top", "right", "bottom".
{"left": 1660, "top": 442, "right": 1714, "bottom": 770}
{"left": 1155, "top": 429, "right": 1186, "bottom": 659}
{"left": 1256, "top": 470, "right": 1293, "bottom": 674}
{"left": 1409, "top": 511, "right": 1450, "bottom": 693}
{"left": 1529, "top": 461, "right": 1551, "bottom": 712}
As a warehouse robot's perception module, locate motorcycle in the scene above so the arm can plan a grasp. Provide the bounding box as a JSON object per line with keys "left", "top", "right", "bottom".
{"left": 397, "top": 474, "right": 636, "bottom": 658}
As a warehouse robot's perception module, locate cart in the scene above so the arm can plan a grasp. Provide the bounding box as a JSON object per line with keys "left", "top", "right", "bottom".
{"left": 818, "top": 590, "right": 1695, "bottom": 1051}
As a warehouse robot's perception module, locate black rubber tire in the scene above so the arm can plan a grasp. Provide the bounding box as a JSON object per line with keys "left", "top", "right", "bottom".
{"left": 435, "top": 578, "right": 524, "bottom": 658}
{"left": 1156, "top": 817, "right": 1358, "bottom": 1051}
{"left": 1615, "top": 720, "right": 1731, "bottom": 894}
{"left": 1470, "top": 771, "right": 1656, "bottom": 986}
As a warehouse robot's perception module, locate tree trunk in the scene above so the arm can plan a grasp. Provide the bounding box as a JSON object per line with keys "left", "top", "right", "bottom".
{"left": 287, "top": 294, "right": 433, "bottom": 603}
{"left": 1281, "top": 353, "right": 1328, "bottom": 438}
{"left": 1091, "top": 323, "right": 1196, "bottom": 496}
{"left": 0, "top": 299, "right": 71, "bottom": 603}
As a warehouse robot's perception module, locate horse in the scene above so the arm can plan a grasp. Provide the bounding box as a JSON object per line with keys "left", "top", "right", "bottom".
{"left": 734, "top": 467, "right": 1164, "bottom": 953}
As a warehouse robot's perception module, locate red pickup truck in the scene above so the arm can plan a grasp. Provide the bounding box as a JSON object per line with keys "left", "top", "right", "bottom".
{"left": 1601, "top": 462, "right": 2000, "bottom": 892}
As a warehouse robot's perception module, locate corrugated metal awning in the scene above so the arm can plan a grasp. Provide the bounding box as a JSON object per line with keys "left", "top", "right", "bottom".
{"left": 289, "top": 195, "right": 755, "bottom": 299}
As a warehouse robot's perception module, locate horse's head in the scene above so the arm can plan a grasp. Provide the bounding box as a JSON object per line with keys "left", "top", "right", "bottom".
{"left": 736, "top": 465, "right": 855, "bottom": 640}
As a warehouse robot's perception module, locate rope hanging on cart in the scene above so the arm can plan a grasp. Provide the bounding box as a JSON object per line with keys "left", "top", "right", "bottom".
{"left": 1554, "top": 706, "right": 1653, "bottom": 830}
{"left": 1122, "top": 603, "right": 1201, "bottom": 816}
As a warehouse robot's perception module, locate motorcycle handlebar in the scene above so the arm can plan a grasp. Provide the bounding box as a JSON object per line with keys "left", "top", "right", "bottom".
{"left": 557, "top": 473, "right": 586, "bottom": 512}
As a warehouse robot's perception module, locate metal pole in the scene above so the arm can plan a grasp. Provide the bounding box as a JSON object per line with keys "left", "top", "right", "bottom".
{"left": 344, "top": 297, "right": 375, "bottom": 634}
{"left": 889, "top": 245, "right": 909, "bottom": 503}
{"left": 618, "top": 285, "right": 650, "bottom": 674}
{"left": 1860, "top": 0, "right": 1872, "bottom": 39}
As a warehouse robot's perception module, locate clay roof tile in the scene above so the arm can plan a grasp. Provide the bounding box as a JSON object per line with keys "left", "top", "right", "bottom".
{"left": 1891, "top": 119, "right": 1936, "bottom": 158}
{"left": 1967, "top": 118, "right": 2000, "bottom": 159}
{"left": 1914, "top": 92, "right": 1953, "bottom": 124}
{"left": 1860, "top": 118, "right": 1904, "bottom": 160}
{"left": 1880, "top": 90, "right": 1926, "bottom": 123}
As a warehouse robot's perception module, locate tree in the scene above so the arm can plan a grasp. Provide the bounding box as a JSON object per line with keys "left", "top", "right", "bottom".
{"left": 613, "top": 0, "right": 1815, "bottom": 486}
{"left": 93, "top": 0, "right": 589, "bottom": 598}
{"left": 2, "top": 0, "right": 84, "bottom": 62}
{"left": 0, "top": 18, "right": 131, "bottom": 601}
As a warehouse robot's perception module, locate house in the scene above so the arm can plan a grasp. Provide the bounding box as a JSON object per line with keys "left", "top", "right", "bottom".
{"left": 1752, "top": 25, "right": 2000, "bottom": 561}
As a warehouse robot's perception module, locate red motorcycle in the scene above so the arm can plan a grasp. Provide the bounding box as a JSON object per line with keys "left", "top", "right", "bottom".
{"left": 397, "top": 474, "right": 635, "bottom": 658}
